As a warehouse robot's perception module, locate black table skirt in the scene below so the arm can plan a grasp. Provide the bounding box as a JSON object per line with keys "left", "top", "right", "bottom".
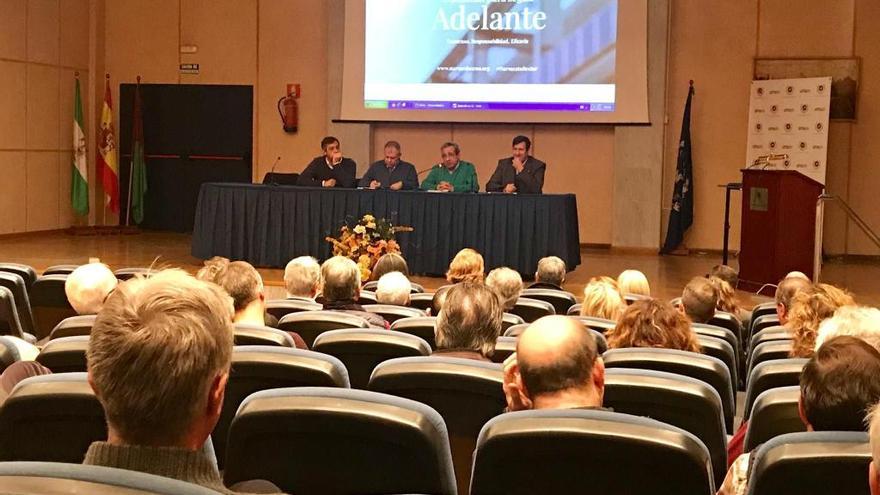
{"left": 191, "top": 183, "right": 581, "bottom": 275}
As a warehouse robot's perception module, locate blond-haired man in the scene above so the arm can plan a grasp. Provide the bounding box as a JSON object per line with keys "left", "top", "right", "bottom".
{"left": 84, "top": 269, "right": 282, "bottom": 494}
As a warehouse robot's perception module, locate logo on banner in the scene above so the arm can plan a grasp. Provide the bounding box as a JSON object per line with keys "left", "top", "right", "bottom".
{"left": 769, "top": 141, "right": 777, "bottom": 150}
{"left": 818, "top": 83, "right": 826, "bottom": 94}
{"left": 770, "top": 104, "right": 779, "bottom": 115}
{"left": 784, "top": 122, "right": 793, "bottom": 133}
{"left": 784, "top": 159, "right": 791, "bottom": 168}
{"left": 754, "top": 122, "right": 763, "bottom": 133}
{"left": 800, "top": 104, "right": 809, "bottom": 114}
{"left": 799, "top": 141, "right": 807, "bottom": 151}
{"left": 786, "top": 86, "right": 794, "bottom": 95}
{"left": 816, "top": 122, "right": 824, "bottom": 132}
{"left": 814, "top": 160, "right": 822, "bottom": 168}
{"left": 756, "top": 86, "right": 765, "bottom": 97}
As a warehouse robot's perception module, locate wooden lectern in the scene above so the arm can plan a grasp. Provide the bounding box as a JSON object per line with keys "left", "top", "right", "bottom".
{"left": 738, "top": 169, "right": 824, "bottom": 291}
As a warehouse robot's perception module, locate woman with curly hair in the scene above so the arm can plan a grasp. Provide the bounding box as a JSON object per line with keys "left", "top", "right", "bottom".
{"left": 606, "top": 298, "right": 701, "bottom": 353}
{"left": 446, "top": 248, "right": 485, "bottom": 284}
{"left": 710, "top": 276, "right": 741, "bottom": 316}
{"left": 580, "top": 276, "right": 626, "bottom": 321}
{"left": 787, "top": 283, "right": 855, "bottom": 358}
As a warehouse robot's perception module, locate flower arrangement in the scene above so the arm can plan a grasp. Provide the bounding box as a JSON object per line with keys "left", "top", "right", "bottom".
{"left": 326, "top": 214, "right": 413, "bottom": 281}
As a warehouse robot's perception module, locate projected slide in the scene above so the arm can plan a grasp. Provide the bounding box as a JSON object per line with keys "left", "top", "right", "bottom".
{"left": 364, "top": 0, "right": 618, "bottom": 112}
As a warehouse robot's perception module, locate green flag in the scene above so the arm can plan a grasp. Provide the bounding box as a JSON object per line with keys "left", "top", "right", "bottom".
{"left": 71, "top": 78, "right": 88, "bottom": 216}
{"left": 129, "top": 81, "right": 147, "bottom": 225}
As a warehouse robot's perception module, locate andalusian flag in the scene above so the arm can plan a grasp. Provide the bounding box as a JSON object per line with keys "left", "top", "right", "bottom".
{"left": 129, "top": 80, "right": 147, "bottom": 225}
{"left": 98, "top": 76, "right": 120, "bottom": 213}
{"left": 71, "top": 77, "right": 89, "bottom": 216}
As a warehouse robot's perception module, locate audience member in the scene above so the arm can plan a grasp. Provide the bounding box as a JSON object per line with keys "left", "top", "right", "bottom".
{"left": 710, "top": 276, "right": 743, "bottom": 318}
{"left": 283, "top": 256, "right": 321, "bottom": 300}
{"left": 720, "top": 336, "right": 880, "bottom": 495}
{"left": 788, "top": 283, "right": 855, "bottom": 358}
{"left": 433, "top": 282, "right": 502, "bottom": 361}
{"left": 678, "top": 276, "right": 719, "bottom": 324}
{"left": 709, "top": 265, "right": 739, "bottom": 289}
{"left": 429, "top": 285, "right": 451, "bottom": 317}
{"left": 0, "top": 360, "right": 52, "bottom": 404}
{"left": 321, "top": 256, "right": 388, "bottom": 328}
{"left": 369, "top": 252, "right": 409, "bottom": 282}
{"left": 65, "top": 262, "right": 118, "bottom": 315}
{"left": 485, "top": 267, "right": 523, "bottom": 312}
{"left": 446, "top": 248, "right": 484, "bottom": 284}
{"left": 868, "top": 400, "right": 880, "bottom": 495}
{"left": 84, "top": 269, "right": 283, "bottom": 494}
{"left": 502, "top": 315, "right": 605, "bottom": 411}
{"left": 815, "top": 306, "right": 880, "bottom": 352}
{"left": 529, "top": 256, "right": 566, "bottom": 290}
{"left": 775, "top": 275, "right": 812, "bottom": 325}
{"left": 375, "top": 271, "right": 411, "bottom": 307}
{"left": 607, "top": 298, "right": 701, "bottom": 353}
{"left": 580, "top": 277, "right": 625, "bottom": 321}
{"left": 617, "top": 269, "right": 651, "bottom": 297}
{"left": 197, "top": 258, "right": 268, "bottom": 326}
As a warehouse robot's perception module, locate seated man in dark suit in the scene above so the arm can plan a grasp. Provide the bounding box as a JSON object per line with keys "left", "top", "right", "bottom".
{"left": 433, "top": 282, "right": 502, "bottom": 362}
{"left": 486, "top": 135, "right": 546, "bottom": 194}
{"left": 297, "top": 136, "right": 357, "bottom": 188}
{"left": 358, "top": 140, "right": 418, "bottom": 190}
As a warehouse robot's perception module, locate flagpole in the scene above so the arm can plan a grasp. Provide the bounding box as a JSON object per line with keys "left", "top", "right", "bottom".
{"left": 102, "top": 73, "right": 109, "bottom": 229}
{"left": 125, "top": 75, "right": 139, "bottom": 227}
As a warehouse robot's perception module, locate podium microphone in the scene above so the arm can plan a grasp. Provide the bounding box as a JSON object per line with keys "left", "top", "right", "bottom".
{"left": 265, "top": 156, "right": 281, "bottom": 185}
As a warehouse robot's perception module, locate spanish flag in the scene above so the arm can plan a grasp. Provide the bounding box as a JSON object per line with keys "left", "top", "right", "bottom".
{"left": 97, "top": 75, "right": 119, "bottom": 214}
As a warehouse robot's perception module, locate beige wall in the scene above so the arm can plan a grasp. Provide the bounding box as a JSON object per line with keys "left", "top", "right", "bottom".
{"left": 4, "top": 0, "right": 879, "bottom": 256}
{"left": 0, "top": 0, "right": 91, "bottom": 234}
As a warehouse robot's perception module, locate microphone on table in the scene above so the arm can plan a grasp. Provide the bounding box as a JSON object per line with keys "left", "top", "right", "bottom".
{"left": 266, "top": 156, "right": 281, "bottom": 185}
{"left": 417, "top": 164, "right": 442, "bottom": 176}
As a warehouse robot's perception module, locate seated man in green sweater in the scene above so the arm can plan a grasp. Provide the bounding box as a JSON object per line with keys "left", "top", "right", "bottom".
{"left": 420, "top": 141, "right": 479, "bottom": 192}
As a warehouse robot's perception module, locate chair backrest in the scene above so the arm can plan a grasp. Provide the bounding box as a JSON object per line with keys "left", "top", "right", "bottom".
{"left": 0, "top": 286, "right": 26, "bottom": 339}
{"left": 0, "top": 263, "right": 37, "bottom": 290}
{"left": 113, "top": 267, "right": 152, "bottom": 281}
{"left": 214, "top": 346, "right": 349, "bottom": 469}
{"left": 0, "top": 272, "right": 36, "bottom": 337}
{"left": 748, "top": 340, "right": 795, "bottom": 375}
{"left": 313, "top": 329, "right": 431, "bottom": 389}
{"left": 391, "top": 316, "right": 438, "bottom": 349}
{"left": 696, "top": 334, "right": 738, "bottom": 392}
{"left": 751, "top": 313, "right": 782, "bottom": 337}
{"left": 264, "top": 298, "right": 322, "bottom": 321}
{"left": 30, "top": 275, "right": 76, "bottom": 340}
{"left": 501, "top": 312, "right": 525, "bottom": 331}
{"left": 0, "top": 373, "right": 106, "bottom": 463}
{"left": 569, "top": 315, "right": 616, "bottom": 334}
{"left": 623, "top": 293, "right": 652, "bottom": 305}
{"left": 750, "top": 301, "right": 778, "bottom": 323}
{"left": 692, "top": 322, "right": 741, "bottom": 360}
{"left": 224, "top": 387, "right": 457, "bottom": 495}
{"left": 519, "top": 288, "right": 577, "bottom": 315}
{"left": 749, "top": 326, "right": 790, "bottom": 354}
{"left": 36, "top": 336, "right": 90, "bottom": 373}
{"left": 357, "top": 290, "right": 378, "bottom": 304}
{"left": 603, "top": 347, "right": 735, "bottom": 432}
{"left": 48, "top": 315, "right": 96, "bottom": 340}
{"left": 362, "top": 280, "right": 425, "bottom": 294}
{"left": 709, "top": 311, "right": 744, "bottom": 348}
{"left": 0, "top": 337, "right": 20, "bottom": 373}
{"left": 0, "top": 461, "right": 224, "bottom": 495}
{"left": 509, "top": 297, "right": 555, "bottom": 323}
{"left": 277, "top": 310, "right": 369, "bottom": 347}
{"left": 361, "top": 304, "right": 426, "bottom": 323}
{"left": 747, "top": 431, "right": 870, "bottom": 495}
{"left": 409, "top": 292, "right": 434, "bottom": 312}
{"left": 42, "top": 265, "right": 79, "bottom": 276}
{"left": 603, "top": 368, "right": 727, "bottom": 487}
{"left": 502, "top": 323, "right": 529, "bottom": 338}
{"left": 743, "top": 358, "right": 807, "bottom": 420}
{"left": 491, "top": 336, "right": 517, "bottom": 364}
{"left": 470, "top": 408, "right": 714, "bottom": 495}
{"left": 369, "top": 356, "right": 505, "bottom": 494}
{"left": 232, "top": 323, "right": 294, "bottom": 347}
{"left": 744, "top": 386, "right": 806, "bottom": 452}
{"left": 566, "top": 303, "right": 582, "bottom": 315}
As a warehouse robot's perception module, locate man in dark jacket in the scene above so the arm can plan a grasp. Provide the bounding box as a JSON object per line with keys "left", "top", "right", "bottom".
{"left": 297, "top": 136, "right": 357, "bottom": 188}
{"left": 486, "top": 135, "right": 546, "bottom": 194}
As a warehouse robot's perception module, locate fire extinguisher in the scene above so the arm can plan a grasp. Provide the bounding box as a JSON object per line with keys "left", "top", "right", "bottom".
{"left": 278, "top": 94, "right": 298, "bottom": 133}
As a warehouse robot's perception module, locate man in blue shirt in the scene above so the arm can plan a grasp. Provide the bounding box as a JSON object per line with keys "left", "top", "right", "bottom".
{"left": 358, "top": 141, "right": 419, "bottom": 190}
